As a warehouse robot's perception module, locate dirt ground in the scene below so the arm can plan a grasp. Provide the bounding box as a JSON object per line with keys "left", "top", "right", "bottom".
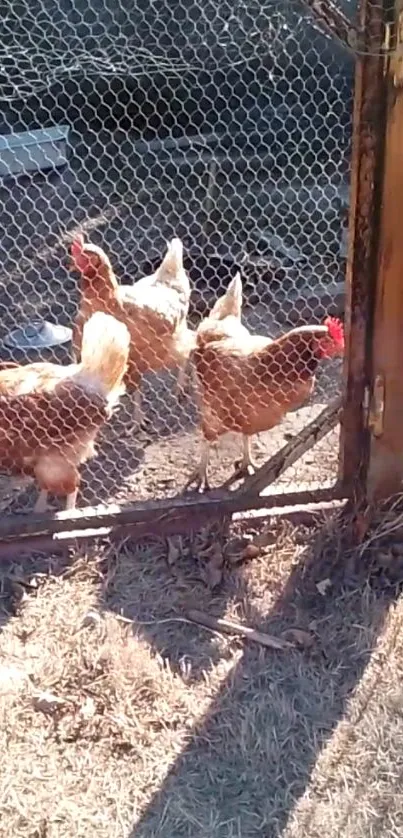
{"left": 1, "top": 506, "right": 403, "bottom": 838}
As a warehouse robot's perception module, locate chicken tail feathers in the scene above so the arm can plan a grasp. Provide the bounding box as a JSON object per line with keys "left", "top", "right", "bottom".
{"left": 209, "top": 272, "right": 243, "bottom": 322}
{"left": 80, "top": 312, "right": 130, "bottom": 396}
{"left": 156, "top": 237, "right": 184, "bottom": 278}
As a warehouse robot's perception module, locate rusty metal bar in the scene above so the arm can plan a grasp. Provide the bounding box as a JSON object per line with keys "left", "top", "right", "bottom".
{"left": 0, "top": 489, "right": 346, "bottom": 558}
{"left": 299, "top": 0, "right": 363, "bottom": 52}
{"left": 340, "top": 0, "right": 388, "bottom": 499}
{"left": 367, "top": 0, "right": 403, "bottom": 499}
{"left": 0, "top": 484, "right": 345, "bottom": 545}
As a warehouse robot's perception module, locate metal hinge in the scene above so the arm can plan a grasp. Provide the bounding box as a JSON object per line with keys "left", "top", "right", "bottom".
{"left": 365, "top": 375, "right": 385, "bottom": 438}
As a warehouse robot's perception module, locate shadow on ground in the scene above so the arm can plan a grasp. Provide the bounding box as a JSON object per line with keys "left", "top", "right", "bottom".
{"left": 115, "top": 516, "right": 402, "bottom": 838}
{"left": 0, "top": 504, "right": 401, "bottom": 836}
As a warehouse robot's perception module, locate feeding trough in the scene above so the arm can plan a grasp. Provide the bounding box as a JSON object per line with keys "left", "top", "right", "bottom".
{"left": 4, "top": 320, "right": 72, "bottom": 350}
{"left": 3, "top": 320, "right": 72, "bottom": 363}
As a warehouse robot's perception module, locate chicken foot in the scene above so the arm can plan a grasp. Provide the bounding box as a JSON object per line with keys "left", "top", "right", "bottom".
{"left": 33, "top": 488, "right": 79, "bottom": 513}
{"left": 186, "top": 435, "right": 258, "bottom": 493}
{"left": 233, "top": 435, "right": 258, "bottom": 479}
{"left": 184, "top": 439, "right": 211, "bottom": 493}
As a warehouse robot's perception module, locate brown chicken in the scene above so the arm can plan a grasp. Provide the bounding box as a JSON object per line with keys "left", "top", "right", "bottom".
{"left": 0, "top": 312, "right": 130, "bottom": 511}
{"left": 196, "top": 271, "right": 273, "bottom": 350}
{"left": 70, "top": 235, "right": 195, "bottom": 426}
{"left": 187, "top": 277, "right": 344, "bottom": 491}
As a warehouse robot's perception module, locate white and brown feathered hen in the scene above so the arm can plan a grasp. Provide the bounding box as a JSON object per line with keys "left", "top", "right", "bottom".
{"left": 71, "top": 236, "right": 196, "bottom": 425}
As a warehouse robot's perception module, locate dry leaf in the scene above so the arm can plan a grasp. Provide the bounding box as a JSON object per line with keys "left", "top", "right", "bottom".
{"left": 167, "top": 536, "right": 182, "bottom": 565}
{"left": 32, "top": 818, "right": 48, "bottom": 838}
{"left": 33, "top": 691, "right": 67, "bottom": 714}
{"left": 281, "top": 628, "right": 315, "bottom": 649}
{"left": 242, "top": 543, "right": 262, "bottom": 561}
{"left": 0, "top": 665, "right": 28, "bottom": 695}
{"left": 10, "top": 581, "right": 28, "bottom": 603}
{"left": 224, "top": 536, "right": 252, "bottom": 565}
{"left": 81, "top": 609, "right": 102, "bottom": 629}
{"left": 204, "top": 551, "right": 224, "bottom": 589}
{"left": 316, "top": 578, "right": 332, "bottom": 596}
{"left": 80, "top": 696, "right": 96, "bottom": 720}
{"left": 226, "top": 552, "right": 245, "bottom": 566}
{"left": 24, "top": 576, "right": 38, "bottom": 589}
{"left": 354, "top": 509, "right": 371, "bottom": 543}
{"left": 376, "top": 549, "right": 394, "bottom": 567}
{"left": 253, "top": 527, "right": 277, "bottom": 549}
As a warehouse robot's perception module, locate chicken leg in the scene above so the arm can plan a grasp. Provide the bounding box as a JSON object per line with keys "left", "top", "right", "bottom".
{"left": 176, "top": 363, "right": 188, "bottom": 398}
{"left": 233, "top": 435, "right": 258, "bottom": 479}
{"left": 133, "top": 389, "right": 152, "bottom": 431}
{"left": 33, "top": 487, "right": 78, "bottom": 513}
{"left": 184, "top": 439, "right": 211, "bottom": 492}
{"left": 176, "top": 360, "right": 198, "bottom": 401}
{"left": 65, "top": 489, "right": 79, "bottom": 510}
{"left": 34, "top": 489, "right": 49, "bottom": 513}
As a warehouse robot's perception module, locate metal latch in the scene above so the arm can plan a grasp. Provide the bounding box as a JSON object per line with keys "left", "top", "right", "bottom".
{"left": 367, "top": 375, "right": 385, "bottom": 438}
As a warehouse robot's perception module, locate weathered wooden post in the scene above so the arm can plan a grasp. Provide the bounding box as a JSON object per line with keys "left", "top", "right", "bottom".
{"left": 340, "top": 0, "right": 389, "bottom": 500}
{"left": 366, "top": 0, "right": 403, "bottom": 499}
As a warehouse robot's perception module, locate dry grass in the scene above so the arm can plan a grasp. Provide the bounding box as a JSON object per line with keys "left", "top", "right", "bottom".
{"left": 1, "top": 508, "right": 403, "bottom": 837}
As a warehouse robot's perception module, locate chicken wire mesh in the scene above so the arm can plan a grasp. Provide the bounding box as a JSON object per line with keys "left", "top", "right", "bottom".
{"left": 0, "top": 0, "right": 356, "bottom": 514}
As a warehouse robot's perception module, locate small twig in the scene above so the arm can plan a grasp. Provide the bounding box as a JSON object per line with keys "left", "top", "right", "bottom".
{"left": 186, "top": 609, "right": 292, "bottom": 651}
{"left": 114, "top": 613, "right": 227, "bottom": 641}
{"left": 116, "top": 614, "right": 191, "bottom": 627}
{"left": 114, "top": 611, "right": 291, "bottom": 649}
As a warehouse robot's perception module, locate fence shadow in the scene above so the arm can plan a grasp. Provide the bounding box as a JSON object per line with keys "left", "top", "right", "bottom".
{"left": 123, "top": 518, "right": 400, "bottom": 838}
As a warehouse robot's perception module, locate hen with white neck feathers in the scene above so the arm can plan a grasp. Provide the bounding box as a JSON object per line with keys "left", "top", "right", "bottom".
{"left": 71, "top": 235, "right": 195, "bottom": 428}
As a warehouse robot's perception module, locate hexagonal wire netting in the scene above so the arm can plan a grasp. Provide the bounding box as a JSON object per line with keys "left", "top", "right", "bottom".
{"left": 0, "top": 0, "right": 355, "bottom": 515}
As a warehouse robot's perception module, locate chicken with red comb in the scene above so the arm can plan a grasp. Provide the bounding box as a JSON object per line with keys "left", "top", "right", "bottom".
{"left": 324, "top": 316, "right": 344, "bottom": 349}
{"left": 186, "top": 303, "right": 345, "bottom": 492}
{"left": 70, "top": 235, "right": 195, "bottom": 428}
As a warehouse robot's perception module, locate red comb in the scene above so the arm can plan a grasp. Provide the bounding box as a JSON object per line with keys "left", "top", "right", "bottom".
{"left": 71, "top": 234, "right": 85, "bottom": 257}
{"left": 324, "top": 316, "right": 344, "bottom": 348}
